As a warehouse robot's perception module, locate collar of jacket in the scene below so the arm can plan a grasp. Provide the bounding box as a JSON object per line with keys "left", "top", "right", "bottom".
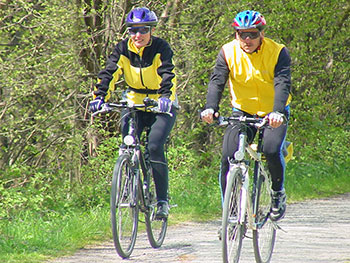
{"left": 127, "top": 37, "right": 153, "bottom": 56}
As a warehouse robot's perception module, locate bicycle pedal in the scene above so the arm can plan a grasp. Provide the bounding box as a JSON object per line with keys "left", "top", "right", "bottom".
{"left": 271, "top": 221, "right": 287, "bottom": 233}
{"left": 154, "top": 217, "right": 168, "bottom": 222}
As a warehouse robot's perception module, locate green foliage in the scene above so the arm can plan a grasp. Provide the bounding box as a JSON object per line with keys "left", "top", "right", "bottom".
{"left": 74, "top": 135, "right": 121, "bottom": 209}
{"left": 0, "top": 0, "right": 89, "bottom": 174}
{"left": 167, "top": 136, "right": 222, "bottom": 218}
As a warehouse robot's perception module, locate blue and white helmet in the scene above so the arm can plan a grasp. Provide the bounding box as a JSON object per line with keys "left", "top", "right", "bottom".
{"left": 232, "top": 10, "right": 266, "bottom": 31}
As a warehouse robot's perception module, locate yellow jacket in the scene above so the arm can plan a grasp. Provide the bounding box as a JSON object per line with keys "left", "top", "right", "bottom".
{"left": 94, "top": 37, "right": 177, "bottom": 105}
{"left": 206, "top": 37, "right": 291, "bottom": 116}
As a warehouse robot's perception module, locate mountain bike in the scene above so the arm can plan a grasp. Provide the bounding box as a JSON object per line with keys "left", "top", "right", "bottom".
{"left": 218, "top": 114, "right": 282, "bottom": 263}
{"left": 92, "top": 98, "right": 169, "bottom": 258}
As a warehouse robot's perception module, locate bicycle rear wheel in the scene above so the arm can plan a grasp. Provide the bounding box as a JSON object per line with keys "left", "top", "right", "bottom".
{"left": 110, "top": 154, "right": 139, "bottom": 258}
{"left": 145, "top": 170, "right": 167, "bottom": 248}
{"left": 222, "top": 168, "right": 244, "bottom": 263}
{"left": 252, "top": 166, "right": 276, "bottom": 263}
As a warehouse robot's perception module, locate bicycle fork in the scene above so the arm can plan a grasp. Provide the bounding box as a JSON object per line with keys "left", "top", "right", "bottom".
{"left": 238, "top": 164, "right": 249, "bottom": 224}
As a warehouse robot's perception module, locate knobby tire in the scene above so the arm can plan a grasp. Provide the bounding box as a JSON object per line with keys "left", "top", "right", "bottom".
{"left": 110, "top": 154, "right": 139, "bottom": 258}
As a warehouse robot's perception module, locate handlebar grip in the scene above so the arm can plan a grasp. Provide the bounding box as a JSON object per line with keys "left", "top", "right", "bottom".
{"left": 91, "top": 103, "right": 111, "bottom": 117}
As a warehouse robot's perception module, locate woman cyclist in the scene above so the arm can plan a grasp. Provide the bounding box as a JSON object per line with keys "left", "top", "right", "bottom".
{"left": 89, "top": 7, "right": 178, "bottom": 219}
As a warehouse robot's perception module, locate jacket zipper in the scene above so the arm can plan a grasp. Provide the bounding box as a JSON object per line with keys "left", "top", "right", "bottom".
{"left": 137, "top": 50, "right": 148, "bottom": 90}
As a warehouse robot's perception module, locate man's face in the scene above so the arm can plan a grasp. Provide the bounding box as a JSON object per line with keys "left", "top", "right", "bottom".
{"left": 236, "top": 29, "right": 264, "bottom": 54}
{"left": 128, "top": 24, "right": 154, "bottom": 48}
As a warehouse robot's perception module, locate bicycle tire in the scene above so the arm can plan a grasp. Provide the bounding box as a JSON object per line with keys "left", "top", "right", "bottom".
{"left": 110, "top": 154, "right": 139, "bottom": 258}
{"left": 145, "top": 169, "right": 167, "bottom": 248}
{"left": 252, "top": 166, "right": 276, "bottom": 263}
{"left": 222, "top": 168, "right": 244, "bottom": 263}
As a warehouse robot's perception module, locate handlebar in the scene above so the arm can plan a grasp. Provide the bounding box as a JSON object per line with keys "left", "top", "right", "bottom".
{"left": 217, "top": 115, "right": 269, "bottom": 129}
{"left": 92, "top": 98, "right": 173, "bottom": 117}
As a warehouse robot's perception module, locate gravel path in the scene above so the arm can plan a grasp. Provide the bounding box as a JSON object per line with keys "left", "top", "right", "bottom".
{"left": 50, "top": 193, "right": 350, "bottom": 263}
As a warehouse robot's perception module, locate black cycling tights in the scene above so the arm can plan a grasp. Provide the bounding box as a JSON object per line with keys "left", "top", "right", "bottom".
{"left": 121, "top": 107, "right": 176, "bottom": 203}
{"left": 220, "top": 112, "right": 288, "bottom": 198}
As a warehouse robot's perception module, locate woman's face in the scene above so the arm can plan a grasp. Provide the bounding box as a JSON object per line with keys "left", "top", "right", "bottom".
{"left": 128, "top": 25, "right": 154, "bottom": 48}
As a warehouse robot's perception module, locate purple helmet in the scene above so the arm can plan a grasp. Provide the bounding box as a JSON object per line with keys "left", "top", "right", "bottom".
{"left": 125, "top": 7, "right": 158, "bottom": 26}
{"left": 232, "top": 10, "right": 266, "bottom": 31}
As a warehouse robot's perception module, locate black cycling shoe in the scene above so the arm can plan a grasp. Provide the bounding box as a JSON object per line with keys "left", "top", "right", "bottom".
{"left": 155, "top": 202, "right": 169, "bottom": 219}
{"left": 270, "top": 189, "right": 287, "bottom": 221}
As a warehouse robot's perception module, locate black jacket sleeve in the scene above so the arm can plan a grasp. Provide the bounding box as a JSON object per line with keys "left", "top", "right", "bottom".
{"left": 94, "top": 41, "right": 125, "bottom": 97}
{"left": 156, "top": 40, "right": 175, "bottom": 98}
{"left": 205, "top": 48, "right": 230, "bottom": 112}
{"left": 273, "top": 47, "right": 291, "bottom": 112}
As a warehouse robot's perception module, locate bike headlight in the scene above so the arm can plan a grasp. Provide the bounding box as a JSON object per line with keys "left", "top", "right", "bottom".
{"left": 124, "top": 135, "right": 135, "bottom": 146}
{"left": 234, "top": 151, "right": 244, "bottom": 161}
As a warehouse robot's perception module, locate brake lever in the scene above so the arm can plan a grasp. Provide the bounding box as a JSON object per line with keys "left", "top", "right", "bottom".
{"left": 217, "top": 116, "right": 228, "bottom": 126}
{"left": 91, "top": 104, "right": 112, "bottom": 117}
{"left": 255, "top": 117, "right": 269, "bottom": 129}
{"left": 149, "top": 106, "right": 173, "bottom": 117}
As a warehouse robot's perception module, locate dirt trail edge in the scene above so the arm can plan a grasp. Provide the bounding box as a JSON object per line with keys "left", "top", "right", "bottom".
{"left": 50, "top": 193, "right": 350, "bottom": 263}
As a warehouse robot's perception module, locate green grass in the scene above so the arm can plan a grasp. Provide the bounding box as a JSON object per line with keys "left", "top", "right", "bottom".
{"left": 0, "top": 208, "right": 111, "bottom": 263}
{"left": 1, "top": 158, "right": 350, "bottom": 262}
{"left": 285, "top": 160, "right": 350, "bottom": 202}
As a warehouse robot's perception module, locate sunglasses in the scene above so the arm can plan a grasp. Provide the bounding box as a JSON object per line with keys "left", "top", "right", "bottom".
{"left": 128, "top": 26, "right": 151, "bottom": 35}
{"left": 237, "top": 31, "right": 260, "bottom": 40}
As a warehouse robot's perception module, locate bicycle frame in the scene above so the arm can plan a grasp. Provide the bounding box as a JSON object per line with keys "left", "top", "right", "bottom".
{"left": 227, "top": 121, "right": 268, "bottom": 230}
{"left": 119, "top": 108, "right": 154, "bottom": 213}
{"left": 95, "top": 99, "right": 169, "bottom": 258}
{"left": 220, "top": 114, "right": 278, "bottom": 263}
{"left": 242, "top": 133, "right": 272, "bottom": 228}
{"left": 118, "top": 103, "right": 169, "bottom": 249}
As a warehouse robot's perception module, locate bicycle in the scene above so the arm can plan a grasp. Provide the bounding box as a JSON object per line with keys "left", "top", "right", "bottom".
{"left": 92, "top": 98, "right": 170, "bottom": 258}
{"left": 217, "top": 114, "right": 284, "bottom": 263}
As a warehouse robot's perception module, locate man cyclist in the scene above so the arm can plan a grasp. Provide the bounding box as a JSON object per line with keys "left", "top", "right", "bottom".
{"left": 89, "top": 7, "right": 178, "bottom": 219}
{"left": 201, "top": 10, "right": 291, "bottom": 221}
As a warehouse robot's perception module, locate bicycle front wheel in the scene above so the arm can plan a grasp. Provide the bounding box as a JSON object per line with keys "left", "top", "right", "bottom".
{"left": 252, "top": 166, "right": 276, "bottom": 263}
{"left": 145, "top": 170, "right": 167, "bottom": 248}
{"left": 222, "top": 168, "right": 244, "bottom": 263}
{"left": 110, "top": 154, "right": 139, "bottom": 259}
